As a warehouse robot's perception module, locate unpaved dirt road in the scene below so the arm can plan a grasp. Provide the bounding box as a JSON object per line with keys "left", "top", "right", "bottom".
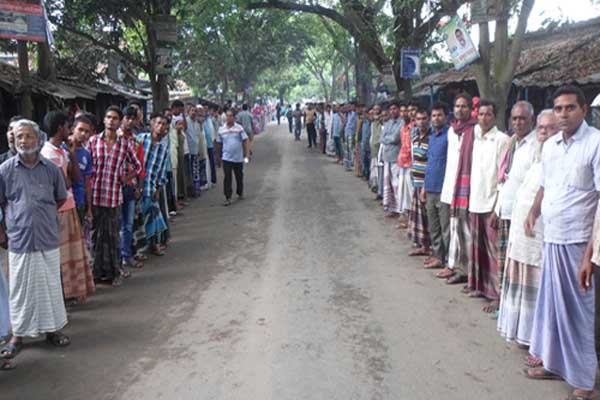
{"left": 1, "top": 124, "right": 564, "bottom": 400}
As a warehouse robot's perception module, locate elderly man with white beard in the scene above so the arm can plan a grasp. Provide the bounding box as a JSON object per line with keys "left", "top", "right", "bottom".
{"left": 0, "top": 119, "right": 71, "bottom": 361}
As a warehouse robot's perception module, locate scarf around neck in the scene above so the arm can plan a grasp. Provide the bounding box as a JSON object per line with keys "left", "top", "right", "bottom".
{"left": 450, "top": 117, "right": 477, "bottom": 215}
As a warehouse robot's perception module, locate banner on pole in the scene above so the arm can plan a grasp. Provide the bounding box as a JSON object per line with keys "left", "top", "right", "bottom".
{"left": 440, "top": 16, "right": 479, "bottom": 70}
{"left": 400, "top": 49, "right": 421, "bottom": 79}
{"left": 0, "top": 1, "right": 46, "bottom": 42}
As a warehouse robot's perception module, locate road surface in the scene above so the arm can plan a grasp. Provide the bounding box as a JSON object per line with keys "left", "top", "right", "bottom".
{"left": 1, "top": 123, "right": 565, "bottom": 400}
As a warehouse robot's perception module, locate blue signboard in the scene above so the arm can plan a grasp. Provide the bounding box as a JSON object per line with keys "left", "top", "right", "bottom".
{"left": 0, "top": 1, "right": 47, "bottom": 42}
{"left": 400, "top": 49, "right": 421, "bottom": 79}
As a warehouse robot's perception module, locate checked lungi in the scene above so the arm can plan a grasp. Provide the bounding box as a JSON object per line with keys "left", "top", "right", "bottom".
{"left": 407, "top": 189, "right": 429, "bottom": 248}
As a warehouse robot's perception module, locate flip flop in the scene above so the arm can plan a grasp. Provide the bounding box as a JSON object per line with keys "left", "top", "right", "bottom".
{"left": 408, "top": 249, "right": 430, "bottom": 256}
{"left": 0, "top": 361, "right": 15, "bottom": 371}
{"left": 523, "top": 367, "right": 561, "bottom": 380}
{"left": 46, "top": 332, "right": 71, "bottom": 347}
{"left": 0, "top": 341, "right": 22, "bottom": 359}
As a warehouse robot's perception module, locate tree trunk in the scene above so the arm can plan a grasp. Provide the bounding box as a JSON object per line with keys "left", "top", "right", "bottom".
{"left": 37, "top": 40, "right": 56, "bottom": 82}
{"left": 330, "top": 59, "right": 337, "bottom": 102}
{"left": 17, "top": 41, "right": 33, "bottom": 119}
{"left": 344, "top": 61, "right": 350, "bottom": 102}
{"left": 353, "top": 45, "right": 373, "bottom": 104}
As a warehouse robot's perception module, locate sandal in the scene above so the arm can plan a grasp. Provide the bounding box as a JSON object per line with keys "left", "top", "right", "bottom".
{"left": 119, "top": 266, "right": 131, "bottom": 279}
{"left": 0, "top": 360, "right": 15, "bottom": 371}
{"left": 123, "top": 258, "right": 143, "bottom": 269}
{"left": 565, "top": 390, "right": 600, "bottom": 400}
{"left": 0, "top": 341, "right": 22, "bottom": 359}
{"left": 424, "top": 260, "right": 443, "bottom": 269}
{"left": 436, "top": 268, "right": 454, "bottom": 279}
{"left": 46, "top": 332, "right": 71, "bottom": 347}
{"left": 523, "top": 367, "right": 561, "bottom": 380}
{"left": 111, "top": 276, "right": 124, "bottom": 287}
{"left": 409, "top": 248, "right": 430, "bottom": 256}
{"left": 151, "top": 247, "right": 165, "bottom": 256}
{"left": 135, "top": 253, "right": 149, "bottom": 262}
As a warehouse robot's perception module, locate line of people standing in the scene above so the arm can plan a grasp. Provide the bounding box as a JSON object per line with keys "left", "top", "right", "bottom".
{"left": 307, "top": 85, "right": 600, "bottom": 400}
{"left": 0, "top": 99, "right": 253, "bottom": 370}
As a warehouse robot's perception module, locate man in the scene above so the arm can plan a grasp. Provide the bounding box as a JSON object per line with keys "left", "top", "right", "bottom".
{"left": 396, "top": 102, "right": 414, "bottom": 228}
{"left": 185, "top": 105, "right": 202, "bottom": 197}
{"left": 198, "top": 107, "right": 211, "bottom": 190}
{"left": 422, "top": 103, "right": 449, "bottom": 270}
{"left": 90, "top": 106, "right": 142, "bottom": 287}
{"left": 138, "top": 113, "right": 170, "bottom": 256}
{"left": 118, "top": 106, "right": 146, "bottom": 271}
{"left": 360, "top": 107, "right": 372, "bottom": 180}
{"left": 464, "top": 100, "right": 508, "bottom": 313}
{"left": 368, "top": 105, "right": 383, "bottom": 194}
{"left": 332, "top": 104, "right": 343, "bottom": 164}
{"left": 344, "top": 102, "right": 358, "bottom": 172}
{"left": 0, "top": 116, "right": 20, "bottom": 164}
{"left": 286, "top": 104, "right": 293, "bottom": 134}
{"left": 70, "top": 116, "right": 94, "bottom": 224}
{"left": 380, "top": 102, "right": 403, "bottom": 217}
{"left": 498, "top": 110, "right": 559, "bottom": 348}
{"left": 292, "top": 103, "right": 303, "bottom": 141}
{"left": 216, "top": 110, "right": 249, "bottom": 206}
{"left": 237, "top": 104, "right": 254, "bottom": 148}
{"left": 42, "top": 111, "right": 95, "bottom": 303}
{"left": 207, "top": 105, "right": 219, "bottom": 185}
{"left": 525, "top": 86, "right": 600, "bottom": 400}
{"left": 437, "top": 93, "right": 477, "bottom": 284}
{"left": 305, "top": 103, "right": 317, "bottom": 149}
{"left": 324, "top": 104, "right": 335, "bottom": 157}
{"left": 353, "top": 104, "right": 364, "bottom": 177}
{"left": 408, "top": 108, "right": 431, "bottom": 257}
{"left": 168, "top": 100, "right": 187, "bottom": 207}
{"left": 494, "top": 101, "right": 536, "bottom": 295}
{"left": 0, "top": 119, "right": 70, "bottom": 359}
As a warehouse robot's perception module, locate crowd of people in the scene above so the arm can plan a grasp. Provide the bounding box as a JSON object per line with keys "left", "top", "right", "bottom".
{"left": 291, "top": 85, "right": 600, "bottom": 400}
{"left": 0, "top": 99, "right": 262, "bottom": 370}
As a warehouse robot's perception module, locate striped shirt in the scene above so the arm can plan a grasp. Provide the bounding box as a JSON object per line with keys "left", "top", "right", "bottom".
{"left": 90, "top": 132, "right": 142, "bottom": 208}
{"left": 411, "top": 129, "right": 430, "bottom": 188}
{"left": 138, "top": 133, "right": 169, "bottom": 198}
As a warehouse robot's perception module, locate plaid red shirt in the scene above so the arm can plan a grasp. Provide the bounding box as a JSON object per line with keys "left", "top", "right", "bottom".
{"left": 90, "top": 131, "right": 142, "bottom": 208}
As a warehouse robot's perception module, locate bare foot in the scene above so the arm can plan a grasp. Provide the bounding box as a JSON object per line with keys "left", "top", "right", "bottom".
{"left": 483, "top": 300, "right": 499, "bottom": 313}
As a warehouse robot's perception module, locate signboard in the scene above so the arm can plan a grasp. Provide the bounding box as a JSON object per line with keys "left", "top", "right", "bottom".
{"left": 155, "top": 47, "right": 173, "bottom": 74}
{"left": 400, "top": 49, "right": 421, "bottom": 79}
{"left": 155, "top": 14, "right": 177, "bottom": 44}
{"left": 440, "top": 16, "right": 479, "bottom": 70}
{"left": 0, "top": 0, "right": 46, "bottom": 42}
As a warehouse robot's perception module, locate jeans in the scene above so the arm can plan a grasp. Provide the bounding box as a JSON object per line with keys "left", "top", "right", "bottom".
{"left": 306, "top": 122, "right": 317, "bottom": 147}
{"left": 294, "top": 122, "right": 301, "bottom": 140}
{"left": 287, "top": 117, "right": 293, "bottom": 133}
{"left": 207, "top": 147, "right": 217, "bottom": 184}
{"left": 426, "top": 192, "right": 450, "bottom": 264}
{"left": 120, "top": 185, "right": 136, "bottom": 260}
{"left": 223, "top": 160, "right": 244, "bottom": 199}
{"left": 334, "top": 136, "right": 342, "bottom": 158}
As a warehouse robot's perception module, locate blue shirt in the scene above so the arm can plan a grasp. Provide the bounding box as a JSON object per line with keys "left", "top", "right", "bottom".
{"left": 332, "top": 113, "right": 342, "bottom": 138}
{"left": 217, "top": 123, "right": 248, "bottom": 163}
{"left": 138, "top": 133, "right": 169, "bottom": 198}
{"left": 73, "top": 146, "right": 93, "bottom": 208}
{"left": 204, "top": 119, "right": 214, "bottom": 149}
{"left": 424, "top": 125, "right": 448, "bottom": 193}
{"left": 361, "top": 120, "right": 371, "bottom": 147}
{"left": 344, "top": 111, "right": 357, "bottom": 139}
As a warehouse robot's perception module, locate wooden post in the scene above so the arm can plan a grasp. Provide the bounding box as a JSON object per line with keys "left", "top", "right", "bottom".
{"left": 17, "top": 41, "right": 33, "bottom": 119}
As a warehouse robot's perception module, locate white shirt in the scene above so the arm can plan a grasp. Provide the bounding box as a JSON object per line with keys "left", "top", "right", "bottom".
{"left": 541, "top": 121, "right": 600, "bottom": 244}
{"left": 324, "top": 111, "right": 333, "bottom": 134}
{"left": 440, "top": 126, "right": 461, "bottom": 205}
{"left": 495, "top": 130, "right": 536, "bottom": 219}
{"left": 469, "top": 125, "right": 508, "bottom": 213}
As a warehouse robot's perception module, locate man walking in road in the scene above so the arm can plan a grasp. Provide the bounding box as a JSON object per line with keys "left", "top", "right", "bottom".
{"left": 216, "top": 110, "right": 249, "bottom": 206}
{"left": 305, "top": 103, "right": 317, "bottom": 148}
{"left": 293, "top": 104, "right": 303, "bottom": 141}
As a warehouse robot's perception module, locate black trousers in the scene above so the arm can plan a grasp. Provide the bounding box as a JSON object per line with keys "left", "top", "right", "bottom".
{"left": 223, "top": 160, "right": 244, "bottom": 199}
{"left": 307, "top": 122, "right": 317, "bottom": 147}
{"left": 287, "top": 117, "right": 293, "bottom": 133}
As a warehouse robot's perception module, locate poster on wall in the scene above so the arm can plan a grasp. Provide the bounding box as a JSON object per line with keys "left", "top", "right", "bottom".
{"left": 440, "top": 16, "right": 479, "bottom": 70}
{"left": 0, "top": 0, "right": 46, "bottom": 42}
